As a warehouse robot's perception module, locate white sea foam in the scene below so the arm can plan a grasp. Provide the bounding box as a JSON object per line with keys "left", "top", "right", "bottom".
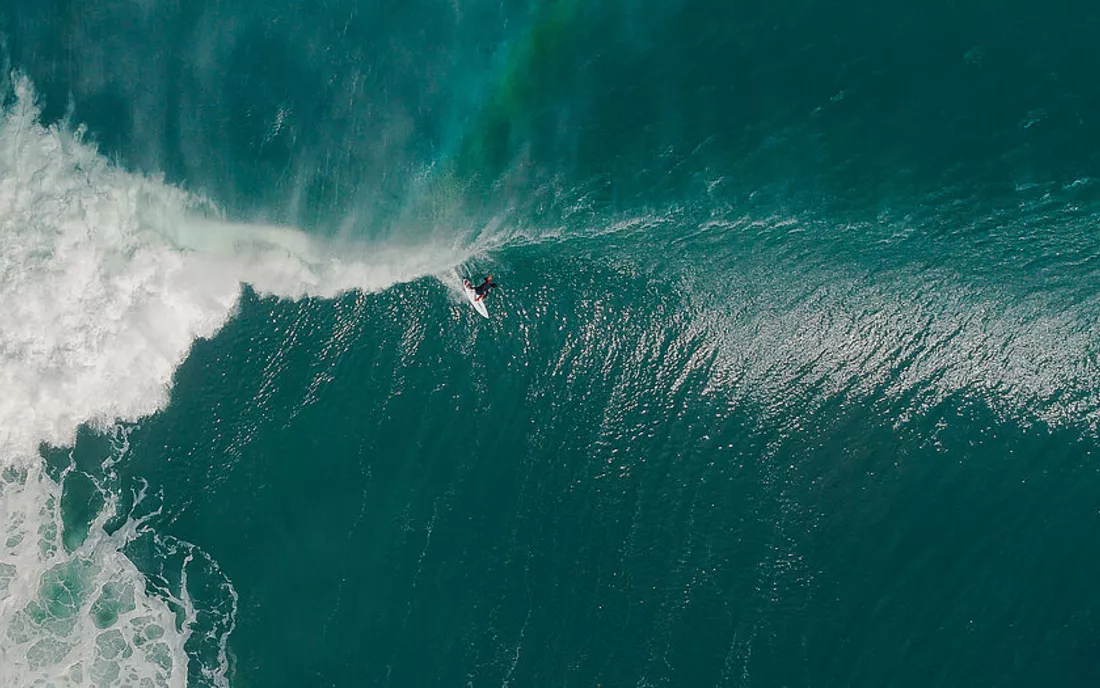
{"left": 0, "top": 76, "right": 469, "bottom": 686}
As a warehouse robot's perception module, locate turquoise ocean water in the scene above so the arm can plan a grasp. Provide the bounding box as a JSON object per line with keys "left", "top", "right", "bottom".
{"left": 3, "top": 0, "right": 1100, "bottom": 685}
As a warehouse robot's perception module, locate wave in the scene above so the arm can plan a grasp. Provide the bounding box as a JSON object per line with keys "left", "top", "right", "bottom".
{"left": 0, "top": 75, "right": 472, "bottom": 686}
{"left": 4, "top": 48, "right": 1100, "bottom": 680}
{"left": 508, "top": 197, "right": 1100, "bottom": 437}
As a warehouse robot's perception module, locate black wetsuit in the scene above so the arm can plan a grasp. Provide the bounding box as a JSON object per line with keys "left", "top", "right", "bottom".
{"left": 474, "top": 279, "right": 495, "bottom": 297}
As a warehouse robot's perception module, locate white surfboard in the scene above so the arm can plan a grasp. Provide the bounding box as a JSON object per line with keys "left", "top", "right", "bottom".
{"left": 463, "top": 279, "right": 489, "bottom": 318}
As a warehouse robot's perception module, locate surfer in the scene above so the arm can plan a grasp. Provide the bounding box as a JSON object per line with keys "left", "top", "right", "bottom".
{"left": 473, "top": 275, "right": 497, "bottom": 302}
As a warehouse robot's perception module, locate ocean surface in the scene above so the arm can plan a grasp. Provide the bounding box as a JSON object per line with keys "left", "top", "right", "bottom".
{"left": 2, "top": 0, "right": 1100, "bottom": 686}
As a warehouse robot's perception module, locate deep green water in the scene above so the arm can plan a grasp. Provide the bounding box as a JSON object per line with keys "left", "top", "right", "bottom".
{"left": 5, "top": 0, "right": 1100, "bottom": 685}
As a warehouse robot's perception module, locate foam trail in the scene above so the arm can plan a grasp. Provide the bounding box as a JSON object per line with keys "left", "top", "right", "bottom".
{"left": 0, "top": 76, "right": 466, "bottom": 686}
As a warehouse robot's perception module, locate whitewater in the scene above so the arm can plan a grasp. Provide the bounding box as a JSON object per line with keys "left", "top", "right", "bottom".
{"left": 0, "top": 76, "right": 473, "bottom": 686}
